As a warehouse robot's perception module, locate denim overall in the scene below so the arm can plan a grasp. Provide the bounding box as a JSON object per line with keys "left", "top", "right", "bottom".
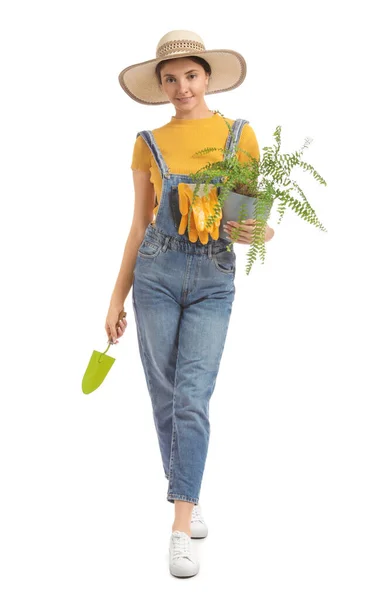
{"left": 132, "top": 118, "right": 249, "bottom": 505}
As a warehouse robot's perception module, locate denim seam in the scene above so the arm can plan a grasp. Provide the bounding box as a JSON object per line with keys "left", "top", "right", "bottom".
{"left": 132, "top": 295, "right": 156, "bottom": 424}
{"left": 167, "top": 493, "right": 199, "bottom": 504}
{"left": 181, "top": 254, "right": 193, "bottom": 304}
{"left": 167, "top": 328, "right": 182, "bottom": 496}
{"left": 148, "top": 229, "right": 231, "bottom": 255}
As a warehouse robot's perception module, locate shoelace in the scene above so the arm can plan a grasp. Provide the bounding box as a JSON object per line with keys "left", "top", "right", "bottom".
{"left": 171, "top": 532, "right": 194, "bottom": 562}
{"left": 191, "top": 505, "right": 205, "bottom": 524}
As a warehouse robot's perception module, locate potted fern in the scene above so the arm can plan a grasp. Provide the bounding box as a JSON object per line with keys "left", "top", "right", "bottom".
{"left": 185, "top": 110, "right": 328, "bottom": 275}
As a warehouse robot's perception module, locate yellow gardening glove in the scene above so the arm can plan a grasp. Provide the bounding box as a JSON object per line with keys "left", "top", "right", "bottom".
{"left": 203, "top": 186, "right": 222, "bottom": 241}
{"left": 178, "top": 183, "right": 222, "bottom": 244}
{"left": 178, "top": 183, "right": 199, "bottom": 242}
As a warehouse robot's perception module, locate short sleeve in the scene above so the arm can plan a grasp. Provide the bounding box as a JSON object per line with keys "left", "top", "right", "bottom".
{"left": 130, "top": 134, "right": 152, "bottom": 172}
{"left": 237, "top": 123, "right": 260, "bottom": 163}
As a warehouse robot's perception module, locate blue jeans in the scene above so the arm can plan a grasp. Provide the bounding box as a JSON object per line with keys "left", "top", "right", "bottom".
{"left": 132, "top": 224, "right": 236, "bottom": 504}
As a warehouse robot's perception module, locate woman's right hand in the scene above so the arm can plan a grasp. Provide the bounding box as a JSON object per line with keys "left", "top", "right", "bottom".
{"left": 105, "top": 304, "right": 128, "bottom": 344}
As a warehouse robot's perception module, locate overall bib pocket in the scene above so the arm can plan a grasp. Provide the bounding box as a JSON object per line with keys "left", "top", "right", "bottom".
{"left": 169, "top": 186, "right": 182, "bottom": 230}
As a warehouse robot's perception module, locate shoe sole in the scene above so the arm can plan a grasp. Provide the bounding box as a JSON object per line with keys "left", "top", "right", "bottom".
{"left": 169, "top": 565, "right": 200, "bottom": 578}
{"left": 170, "top": 570, "right": 199, "bottom": 578}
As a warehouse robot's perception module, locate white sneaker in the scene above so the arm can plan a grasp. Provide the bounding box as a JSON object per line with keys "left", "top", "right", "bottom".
{"left": 190, "top": 504, "right": 208, "bottom": 539}
{"left": 169, "top": 530, "right": 200, "bottom": 578}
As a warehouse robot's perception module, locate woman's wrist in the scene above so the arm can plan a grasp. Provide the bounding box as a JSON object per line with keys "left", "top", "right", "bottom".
{"left": 110, "top": 294, "right": 126, "bottom": 311}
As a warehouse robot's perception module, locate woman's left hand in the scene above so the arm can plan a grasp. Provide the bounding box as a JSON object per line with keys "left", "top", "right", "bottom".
{"left": 223, "top": 219, "right": 275, "bottom": 244}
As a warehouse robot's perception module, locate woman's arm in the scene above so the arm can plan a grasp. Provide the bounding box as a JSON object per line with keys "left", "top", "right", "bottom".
{"left": 109, "top": 170, "right": 155, "bottom": 308}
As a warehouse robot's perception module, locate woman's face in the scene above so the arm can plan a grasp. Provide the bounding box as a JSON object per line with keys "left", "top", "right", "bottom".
{"left": 159, "top": 58, "right": 209, "bottom": 111}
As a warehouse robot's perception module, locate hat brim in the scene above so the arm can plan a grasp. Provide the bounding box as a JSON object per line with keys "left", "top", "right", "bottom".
{"left": 118, "top": 49, "right": 247, "bottom": 105}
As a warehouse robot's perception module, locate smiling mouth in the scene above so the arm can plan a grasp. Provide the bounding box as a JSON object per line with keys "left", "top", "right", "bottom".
{"left": 177, "top": 96, "right": 193, "bottom": 100}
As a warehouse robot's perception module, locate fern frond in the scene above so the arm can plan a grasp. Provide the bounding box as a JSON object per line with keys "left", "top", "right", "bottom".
{"left": 183, "top": 112, "right": 327, "bottom": 272}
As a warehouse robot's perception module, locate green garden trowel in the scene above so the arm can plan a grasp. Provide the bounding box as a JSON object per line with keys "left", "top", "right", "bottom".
{"left": 82, "top": 342, "right": 116, "bottom": 394}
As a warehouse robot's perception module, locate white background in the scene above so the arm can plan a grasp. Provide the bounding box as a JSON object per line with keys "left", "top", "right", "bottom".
{"left": 1, "top": 0, "right": 378, "bottom": 597}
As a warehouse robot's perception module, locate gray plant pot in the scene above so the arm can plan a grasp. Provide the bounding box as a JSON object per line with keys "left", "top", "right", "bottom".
{"left": 218, "top": 191, "right": 272, "bottom": 240}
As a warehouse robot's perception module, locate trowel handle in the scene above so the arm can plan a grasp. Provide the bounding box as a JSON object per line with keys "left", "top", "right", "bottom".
{"left": 102, "top": 342, "right": 112, "bottom": 355}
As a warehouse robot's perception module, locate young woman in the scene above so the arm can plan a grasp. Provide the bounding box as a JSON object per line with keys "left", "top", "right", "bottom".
{"left": 105, "top": 30, "right": 274, "bottom": 578}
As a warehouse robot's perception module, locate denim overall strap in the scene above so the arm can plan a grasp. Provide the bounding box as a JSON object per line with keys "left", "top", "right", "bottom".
{"left": 136, "top": 130, "right": 170, "bottom": 178}
{"left": 224, "top": 118, "right": 250, "bottom": 160}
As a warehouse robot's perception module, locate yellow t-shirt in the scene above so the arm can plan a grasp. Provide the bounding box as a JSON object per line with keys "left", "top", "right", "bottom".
{"left": 130, "top": 112, "right": 260, "bottom": 221}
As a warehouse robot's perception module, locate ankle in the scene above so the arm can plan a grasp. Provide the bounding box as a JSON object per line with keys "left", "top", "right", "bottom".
{"left": 172, "top": 523, "right": 191, "bottom": 536}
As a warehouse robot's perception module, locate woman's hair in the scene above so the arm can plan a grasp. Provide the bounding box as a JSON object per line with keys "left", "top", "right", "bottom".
{"left": 155, "top": 56, "right": 212, "bottom": 85}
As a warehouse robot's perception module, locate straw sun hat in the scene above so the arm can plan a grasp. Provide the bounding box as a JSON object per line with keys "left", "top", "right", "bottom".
{"left": 118, "top": 29, "right": 247, "bottom": 105}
